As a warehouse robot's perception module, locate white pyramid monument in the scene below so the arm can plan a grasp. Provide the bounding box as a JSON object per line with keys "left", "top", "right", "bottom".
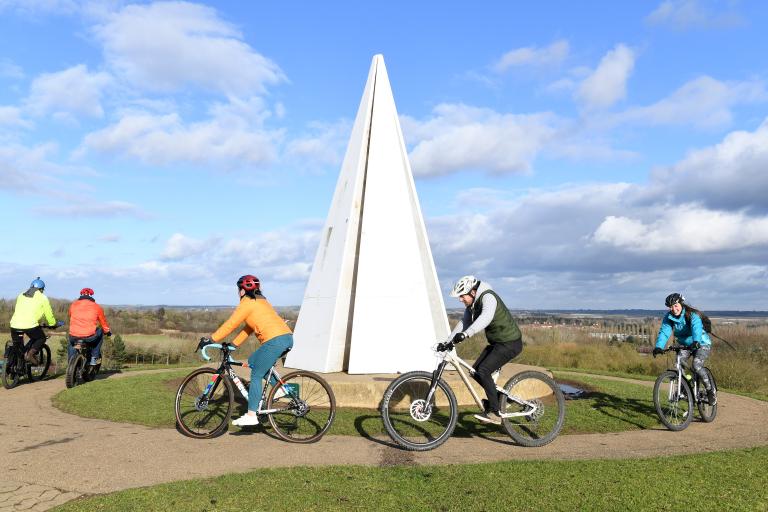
{"left": 285, "top": 55, "right": 449, "bottom": 374}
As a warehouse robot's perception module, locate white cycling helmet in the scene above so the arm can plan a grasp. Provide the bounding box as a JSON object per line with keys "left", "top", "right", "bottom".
{"left": 450, "top": 275, "right": 478, "bottom": 297}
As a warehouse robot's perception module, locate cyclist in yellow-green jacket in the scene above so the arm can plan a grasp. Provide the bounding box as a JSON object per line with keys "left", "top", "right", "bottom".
{"left": 9, "top": 278, "right": 59, "bottom": 365}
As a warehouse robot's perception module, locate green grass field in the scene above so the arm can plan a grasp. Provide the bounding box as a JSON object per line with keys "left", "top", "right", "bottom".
{"left": 52, "top": 447, "right": 768, "bottom": 512}
{"left": 52, "top": 370, "right": 663, "bottom": 436}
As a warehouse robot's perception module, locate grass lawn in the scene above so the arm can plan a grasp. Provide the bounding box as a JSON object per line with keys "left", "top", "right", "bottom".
{"left": 52, "top": 370, "right": 664, "bottom": 436}
{"left": 53, "top": 447, "right": 768, "bottom": 512}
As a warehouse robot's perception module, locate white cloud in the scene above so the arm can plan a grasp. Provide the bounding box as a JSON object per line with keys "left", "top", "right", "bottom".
{"left": 493, "top": 40, "right": 569, "bottom": 73}
{"left": 593, "top": 205, "right": 768, "bottom": 253}
{"left": 36, "top": 200, "right": 149, "bottom": 219}
{"left": 615, "top": 76, "right": 766, "bottom": 129}
{"left": 645, "top": 117, "right": 768, "bottom": 211}
{"left": 26, "top": 64, "right": 112, "bottom": 119}
{"left": 0, "top": 58, "right": 24, "bottom": 79}
{"left": 402, "top": 104, "right": 559, "bottom": 176}
{"left": 285, "top": 120, "right": 351, "bottom": 169}
{"left": 647, "top": 0, "right": 744, "bottom": 29}
{"left": 0, "top": 106, "right": 30, "bottom": 128}
{"left": 161, "top": 233, "right": 210, "bottom": 260}
{"left": 79, "top": 104, "right": 282, "bottom": 168}
{"left": 0, "top": 0, "right": 78, "bottom": 15}
{"left": 576, "top": 44, "right": 635, "bottom": 109}
{"left": 94, "top": 1, "right": 285, "bottom": 95}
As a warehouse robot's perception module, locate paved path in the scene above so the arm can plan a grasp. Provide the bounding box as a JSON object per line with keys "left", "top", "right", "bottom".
{"left": 0, "top": 370, "right": 766, "bottom": 510}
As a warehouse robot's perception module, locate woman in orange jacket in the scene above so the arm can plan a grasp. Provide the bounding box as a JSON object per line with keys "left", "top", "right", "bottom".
{"left": 205, "top": 275, "right": 293, "bottom": 427}
{"left": 68, "top": 288, "right": 112, "bottom": 365}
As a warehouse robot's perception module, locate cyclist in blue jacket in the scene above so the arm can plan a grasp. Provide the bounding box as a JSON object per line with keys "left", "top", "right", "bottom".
{"left": 653, "top": 293, "right": 716, "bottom": 405}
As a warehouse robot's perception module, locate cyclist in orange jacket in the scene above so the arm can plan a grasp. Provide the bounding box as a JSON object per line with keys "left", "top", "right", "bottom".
{"left": 68, "top": 288, "right": 111, "bottom": 365}
{"left": 201, "top": 275, "right": 293, "bottom": 427}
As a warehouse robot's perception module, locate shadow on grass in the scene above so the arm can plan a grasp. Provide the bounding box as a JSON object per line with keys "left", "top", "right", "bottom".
{"left": 576, "top": 390, "right": 660, "bottom": 430}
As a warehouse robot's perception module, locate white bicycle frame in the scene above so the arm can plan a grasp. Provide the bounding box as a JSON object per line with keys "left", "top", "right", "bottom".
{"left": 433, "top": 348, "right": 540, "bottom": 419}
{"left": 669, "top": 350, "right": 698, "bottom": 402}
{"left": 201, "top": 343, "right": 289, "bottom": 416}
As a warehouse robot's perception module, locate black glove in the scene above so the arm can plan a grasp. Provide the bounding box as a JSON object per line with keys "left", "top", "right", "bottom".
{"left": 652, "top": 347, "right": 664, "bottom": 358}
{"left": 452, "top": 332, "right": 468, "bottom": 344}
{"left": 689, "top": 342, "right": 700, "bottom": 351}
{"left": 436, "top": 342, "right": 454, "bottom": 352}
{"left": 196, "top": 336, "right": 213, "bottom": 352}
{"left": 105, "top": 331, "right": 113, "bottom": 337}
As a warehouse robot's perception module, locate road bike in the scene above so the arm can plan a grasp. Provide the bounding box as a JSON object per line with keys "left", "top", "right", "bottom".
{"left": 65, "top": 333, "right": 108, "bottom": 388}
{"left": 380, "top": 342, "right": 566, "bottom": 451}
{"left": 175, "top": 341, "right": 336, "bottom": 442}
{"left": 653, "top": 345, "right": 717, "bottom": 431}
{"left": 2, "top": 324, "right": 60, "bottom": 389}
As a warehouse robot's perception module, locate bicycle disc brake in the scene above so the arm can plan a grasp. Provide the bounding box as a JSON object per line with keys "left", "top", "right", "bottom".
{"left": 409, "top": 399, "right": 432, "bottom": 422}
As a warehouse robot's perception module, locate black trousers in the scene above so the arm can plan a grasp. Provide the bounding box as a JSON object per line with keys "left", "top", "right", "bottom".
{"left": 10, "top": 326, "right": 46, "bottom": 353}
{"left": 472, "top": 338, "right": 523, "bottom": 413}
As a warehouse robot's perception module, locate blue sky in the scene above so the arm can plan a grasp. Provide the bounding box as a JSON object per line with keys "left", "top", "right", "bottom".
{"left": 1, "top": 0, "right": 767, "bottom": 309}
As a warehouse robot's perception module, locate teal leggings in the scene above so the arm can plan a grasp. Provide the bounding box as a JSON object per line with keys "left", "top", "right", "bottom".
{"left": 247, "top": 334, "right": 293, "bottom": 411}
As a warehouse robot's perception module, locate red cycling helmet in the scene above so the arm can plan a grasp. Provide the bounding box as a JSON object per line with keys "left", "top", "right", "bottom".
{"left": 80, "top": 288, "right": 94, "bottom": 296}
{"left": 236, "top": 275, "right": 260, "bottom": 292}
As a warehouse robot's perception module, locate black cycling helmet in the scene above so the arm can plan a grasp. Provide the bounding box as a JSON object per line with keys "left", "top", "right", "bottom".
{"left": 665, "top": 293, "right": 685, "bottom": 307}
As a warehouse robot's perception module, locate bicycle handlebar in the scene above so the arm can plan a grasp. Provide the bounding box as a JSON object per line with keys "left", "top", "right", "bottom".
{"left": 662, "top": 344, "right": 700, "bottom": 353}
{"left": 200, "top": 343, "right": 236, "bottom": 362}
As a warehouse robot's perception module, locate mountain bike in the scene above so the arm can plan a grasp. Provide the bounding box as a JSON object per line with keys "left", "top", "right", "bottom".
{"left": 380, "top": 342, "right": 566, "bottom": 451}
{"left": 2, "top": 324, "right": 60, "bottom": 389}
{"left": 175, "top": 341, "right": 336, "bottom": 442}
{"left": 653, "top": 345, "right": 718, "bottom": 431}
{"left": 65, "top": 333, "right": 107, "bottom": 388}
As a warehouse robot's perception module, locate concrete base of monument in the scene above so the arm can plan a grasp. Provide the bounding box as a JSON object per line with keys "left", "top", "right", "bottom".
{"left": 262, "top": 362, "right": 554, "bottom": 408}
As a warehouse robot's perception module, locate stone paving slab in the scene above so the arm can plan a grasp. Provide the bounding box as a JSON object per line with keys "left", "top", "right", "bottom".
{"left": 0, "top": 481, "right": 81, "bottom": 512}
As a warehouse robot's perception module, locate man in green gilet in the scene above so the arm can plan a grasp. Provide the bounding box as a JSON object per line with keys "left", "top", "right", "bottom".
{"left": 445, "top": 275, "right": 523, "bottom": 425}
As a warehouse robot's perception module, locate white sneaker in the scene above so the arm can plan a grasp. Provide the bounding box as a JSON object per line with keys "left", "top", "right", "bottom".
{"left": 232, "top": 414, "right": 260, "bottom": 427}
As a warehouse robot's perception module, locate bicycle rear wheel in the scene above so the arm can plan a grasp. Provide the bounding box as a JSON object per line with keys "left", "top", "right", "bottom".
{"left": 380, "top": 371, "right": 458, "bottom": 451}
{"left": 2, "top": 342, "right": 20, "bottom": 389}
{"left": 27, "top": 344, "right": 51, "bottom": 382}
{"left": 653, "top": 370, "right": 693, "bottom": 431}
{"left": 696, "top": 368, "right": 717, "bottom": 423}
{"left": 267, "top": 371, "right": 336, "bottom": 443}
{"left": 175, "top": 368, "right": 233, "bottom": 439}
{"left": 500, "top": 371, "right": 566, "bottom": 447}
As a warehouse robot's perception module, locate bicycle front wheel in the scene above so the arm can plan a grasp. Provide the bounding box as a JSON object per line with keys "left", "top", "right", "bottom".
{"left": 697, "top": 368, "right": 717, "bottom": 423}
{"left": 268, "top": 371, "right": 336, "bottom": 443}
{"left": 175, "top": 368, "right": 234, "bottom": 439}
{"left": 65, "top": 354, "right": 86, "bottom": 388}
{"left": 27, "top": 344, "right": 51, "bottom": 382}
{"left": 2, "top": 342, "right": 20, "bottom": 389}
{"left": 500, "top": 371, "right": 566, "bottom": 447}
{"left": 654, "top": 370, "right": 693, "bottom": 431}
{"left": 380, "top": 371, "right": 458, "bottom": 451}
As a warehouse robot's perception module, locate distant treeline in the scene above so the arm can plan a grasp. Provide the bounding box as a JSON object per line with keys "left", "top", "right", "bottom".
{"left": 0, "top": 298, "right": 298, "bottom": 335}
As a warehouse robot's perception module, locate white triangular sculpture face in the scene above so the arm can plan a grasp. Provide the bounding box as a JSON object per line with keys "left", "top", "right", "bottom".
{"left": 285, "top": 55, "right": 449, "bottom": 374}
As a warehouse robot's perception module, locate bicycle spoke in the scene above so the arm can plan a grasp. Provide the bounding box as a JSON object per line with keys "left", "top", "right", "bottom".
{"left": 500, "top": 371, "right": 565, "bottom": 447}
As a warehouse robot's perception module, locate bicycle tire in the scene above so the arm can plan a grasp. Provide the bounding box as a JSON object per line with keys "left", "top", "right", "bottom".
{"left": 65, "top": 354, "right": 86, "bottom": 389}
{"left": 267, "top": 371, "right": 336, "bottom": 443}
{"left": 380, "top": 371, "right": 458, "bottom": 451}
{"left": 653, "top": 370, "right": 693, "bottom": 431}
{"left": 175, "top": 368, "right": 233, "bottom": 439}
{"left": 499, "top": 371, "right": 566, "bottom": 447}
{"left": 2, "top": 342, "right": 20, "bottom": 389}
{"left": 27, "top": 344, "right": 51, "bottom": 382}
{"left": 696, "top": 367, "right": 717, "bottom": 423}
